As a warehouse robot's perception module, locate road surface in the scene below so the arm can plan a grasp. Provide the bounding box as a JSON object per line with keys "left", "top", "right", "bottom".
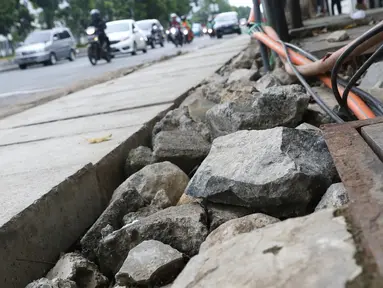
{"left": 0, "top": 35, "right": 236, "bottom": 118}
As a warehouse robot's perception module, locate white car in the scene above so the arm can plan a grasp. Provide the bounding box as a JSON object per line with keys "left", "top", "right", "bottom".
{"left": 106, "top": 19, "right": 147, "bottom": 55}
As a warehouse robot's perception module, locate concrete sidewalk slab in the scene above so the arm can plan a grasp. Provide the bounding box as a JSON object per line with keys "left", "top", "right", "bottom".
{"left": 0, "top": 35, "right": 249, "bottom": 288}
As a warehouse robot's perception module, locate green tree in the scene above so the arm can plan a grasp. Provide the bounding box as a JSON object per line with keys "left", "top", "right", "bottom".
{"left": 233, "top": 6, "right": 251, "bottom": 19}
{"left": 31, "top": 0, "right": 61, "bottom": 28}
{"left": 16, "top": 3, "right": 35, "bottom": 39}
{"left": 0, "top": 0, "right": 18, "bottom": 35}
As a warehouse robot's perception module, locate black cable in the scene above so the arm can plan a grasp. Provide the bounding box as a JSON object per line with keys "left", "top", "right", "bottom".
{"left": 342, "top": 43, "right": 383, "bottom": 110}
{"left": 331, "top": 22, "right": 383, "bottom": 117}
{"left": 279, "top": 40, "right": 344, "bottom": 123}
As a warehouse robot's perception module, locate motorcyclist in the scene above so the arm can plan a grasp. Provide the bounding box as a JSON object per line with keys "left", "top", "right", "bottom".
{"left": 90, "top": 9, "right": 110, "bottom": 51}
{"left": 180, "top": 15, "right": 194, "bottom": 41}
{"left": 169, "top": 13, "right": 181, "bottom": 29}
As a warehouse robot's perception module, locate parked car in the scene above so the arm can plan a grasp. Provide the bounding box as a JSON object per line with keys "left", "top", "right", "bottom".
{"left": 192, "top": 23, "right": 203, "bottom": 37}
{"left": 106, "top": 19, "right": 147, "bottom": 55}
{"left": 136, "top": 19, "right": 165, "bottom": 48}
{"left": 15, "top": 28, "right": 76, "bottom": 70}
{"left": 214, "top": 12, "right": 241, "bottom": 39}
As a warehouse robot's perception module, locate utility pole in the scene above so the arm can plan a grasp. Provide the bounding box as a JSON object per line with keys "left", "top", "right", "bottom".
{"left": 253, "top": 0, "right": 270, "bottom": 71}
{"left": 289, "top": 0, "right": 303, "bottom": 29}
{"left": 265, "top": 0, "right": 290, "bottom": 42}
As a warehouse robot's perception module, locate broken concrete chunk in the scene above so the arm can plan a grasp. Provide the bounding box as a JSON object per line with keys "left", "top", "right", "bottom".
{"left": 124, "top": 161, "right": 189, "bottom": 205}
{"left": 46, "top": 253, "right": 108, "bottom": 288}
{"left": 172, "top": 209, "right": 361, "bottom": 288}
{"left": 254, "top": 73, "right": 281, "bottom": 92}
{"left": 227, "top": 69, "right": 259, "bottom": 84}
{"left": 81, "top": 188, "right": 145, "bottom": 259}
{"left": 151, "top": 189, "right": 172, "bottom": 209}
{"left": 206, "top": 85, "right": 309, "bottom": 139}
{"left": 315, "top": 183, "right": 349, "bottom": 211}
{"left": 97, "top": 204, "right": 208, "bottom": 276}
{"left": 26, "top": 278, "right": 77, "bottom": 288}
{"left": 177, "top": 193, "right": 200, "bottom": 205}
{"left": 200, "top": 213, "right": 280, "bottom": 252}
{"left": 206, "top": 203, "right": 255, "bottom": 232}
{"left": 304, "top": 103, "right": 335, "bottom": 126}
{"left": 186, "top": 128, "right": 337, "bottom": 218}
{"left": 327, "top": 30, "right": 349, "bottom": 42}
{"left": 100, "top": 224, "right": 114, "bottom": 238}
{"left": 296, "top": 122, "right": 321, "bottom": 132}
{"left": 201, "top": 77, "right": 226, "bottom": 103}
{"left": 115, "top": 240, "right": 185, "bottom": 287}
{"left": 124, "top": 146, "right": 154, "bottom": 176}
{"left": 272, "top": 67, "right": 297, "bottom": 85}
{"left": 181, "top": 89, "right": 216, "bottom": 123}
{"left": 231, "top": 45, "right": 260, "bottom": 70}
{"left": 153, "top": 106, "right": 211, "bottom": 141}
{"left": 153, "top": 131, "right": 211, "bottom": 175}
{"left": 220, "top": 80, "right": 258, "bottom": 104}
{"left": 122, "top": 206, "right": 159, "bottom": 226}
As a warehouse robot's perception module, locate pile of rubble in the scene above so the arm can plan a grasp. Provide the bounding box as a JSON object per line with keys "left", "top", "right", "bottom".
{"left": 27, "top": 41, "right": 359, "bottom": 288}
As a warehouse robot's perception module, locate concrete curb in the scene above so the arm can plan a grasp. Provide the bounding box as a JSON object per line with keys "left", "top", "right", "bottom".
{"left": 0, "top": 38, "right": 247, "bottom": 287}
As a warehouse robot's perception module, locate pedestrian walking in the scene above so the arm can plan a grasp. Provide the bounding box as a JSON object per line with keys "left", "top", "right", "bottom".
{"left": 331, "top": 0, "right": 342, "bottom": 15}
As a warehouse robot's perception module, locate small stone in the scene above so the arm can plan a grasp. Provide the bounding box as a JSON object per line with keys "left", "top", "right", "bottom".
{"left": 97, "top": 204, "right": 208, "bottom": 276}
{"left": 26, "top": 278, "right": 77, "bottom": 288}
{"left": 186, "top": 128, "right": 337, "bottom": 218}
{"left": 200, "top": 213, "right": 280, "bottom": 252}
{"left": 254, "top": 73, "right": 281, "bottom": 92}
{"left": 303, "top": 103, "right": 335, "bottom": 126}
{"left": 227, "top": 69, "right": 259, "bottom": 84}
{"left": 201, "top": 77, "right": 226, "bottom": 103}
{"left": 115, "top": 240, "right": 185, "bottom": 286}
{"left": 315, "top": 183, "right": 349, "bottom": 211}
{"left": 153, "top": 131, "right": 211, "bottom": 174}
{"left": 327, "top": 30, "right": 349, "bottom": 42}
{"left": 272, "top": 67, "right": 297, "bottom": 85}
{"left": 207, "top": 203, "right": 254, "bottom": 232}
{"left": 172, "top": 209, "right": 362, "bottom": 288}
{"left": 177, "top": 193, "right": 200, "bottom": 205}
{"left": 123, "top": 206, "right": 160, "bottom": 226}
{"left": 101, "top": 224, "right": 114, "bottom": 238}
{"left": 220, "top": 80, "right": 258, "bottom": 104}
{"left": 124, "top": 146, "right": 154, "bottom": 176}
{"left": 296, "top": 122, "right": 321, "bottom": 132}
{"left": 151, "top": 189, "right": 172, "bottom": 209}
{"left": 181, "top": 89, "right": 215, "bottom": 123}
{"left": 46, "top": 253, "right": 108, "bottom": 288}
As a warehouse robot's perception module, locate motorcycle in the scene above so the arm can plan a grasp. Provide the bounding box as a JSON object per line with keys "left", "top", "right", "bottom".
{"left": 86, "top": 26, "right": 111, "bottom": 66}
{"left": 181, "top": 27, "right": 193, "bottom": 44}
{"left": 168, "top": 26, "right": 183, "bottom": 47}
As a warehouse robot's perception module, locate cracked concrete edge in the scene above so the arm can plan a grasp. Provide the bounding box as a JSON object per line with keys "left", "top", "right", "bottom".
{"left": 0, "top": 50, "right": 187, "bottom": 120}
{"left": 0, "top": 57, "right": 207, "bottom": 288}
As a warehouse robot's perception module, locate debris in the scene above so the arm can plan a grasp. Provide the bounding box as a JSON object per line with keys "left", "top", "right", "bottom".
{"left": 26, "top": 278, "right": 77, "bottom": 288}
{"left": 115, "top": 240, "right": 185, "bottom": 287}
{"left": 315, "top": 183, "right": 349, "bottom": 211}
{"left": 227, "top": 69, "right": 260, "bottom": 84}
{"left": 87, "top": 134, "right": 112, "bottom": 144}
{"left": 327, "top": 30, "right": 349, "bottom": 43}
{"left": 97, "top": 204, "right": 208, "bottom": 276}
{"left": 172, "top": 210, "right": 361, "bottom": 288}
{"left": 122, "top": 206, "right": 159, "bottom": 226}
{"left": 254, "top": 73, "right": 281, "bottom": 92}
{"left": 181, "top": 89, "right": 216, "bottom": 123}
{"left": 186, "top": 128, "right": 337, "bottom": 218}
{"left": 151, "top": 189, "right": 172, "bottom": 209}
{"left": 296, "top": 122, "right": 321, "bottom": 132}
{"left": 101, "top": 224, "right": 114, "bottom": 239}
{"left": 220, "top": 80, "right": 258, "bottom": 104}
{"left": 200, "top": 213, "right": 280, "bottom": 252}
{"left": 46, "top": 253, "right": 108, "bottom": 288}
{"left": 177, "top": 193, "right": 200, "bottom": 205}
{"left": 153, "top": 131, "right": 211, "bottom": 174}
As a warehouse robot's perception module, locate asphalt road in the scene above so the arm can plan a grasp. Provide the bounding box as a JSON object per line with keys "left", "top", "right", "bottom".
{"left": 0, "top": 35, "right": 237, "bottom": 119}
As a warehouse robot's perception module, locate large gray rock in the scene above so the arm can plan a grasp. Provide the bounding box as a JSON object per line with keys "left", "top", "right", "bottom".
{"left": 115, "top": 240, "right": 185, "bottom": 286}
{"left": 46, "top": 253, "right": 108, "bottom": 288}
{"left": 124, "top": 146, "right": 154, "bottom": 176}
{"left": 153, "top": 106, "right": 211, "bottom": 141}
{"left": 97, "top": 204, "right": 208, "bottom": 276}
{"left": 206, "top": 85, "right": 309, "bottom": 139}
{"left": 220, "top": 80, "right": 258, "bottom": 104}
{"left": 181, "top": 89, "right": 215, "bottom": 123}
{"left": 200, "top": 213, "right": 280, "bottom": 252}
{"left": 186, "top": 128, "right": 337, "bottom": 218}
{"left": 231, "top": 45, "right": 260, "bottom": 70}
{"left": 206, "top": 203, "right": 255, "bottom": 232}
{"left": 254, "top": 73, "right": 281, "bottom": 92}
{"left": 26, "top": 278, "right": 77, "bottom": 288}
{"left": 172, "top": 209, "right": 361, "bottom": 288}
{"left": 123, "top": 161, "right": 189, "bottom": 205}
{"left": 315, "top": 183, "right": 349, "bottom": 211}
{"left": 81, "top": 188, "right": 145, "bottom": 259}
{"left": 153, "top": 131, "right": 211, "bottom": 174}
{"left": 272, "top": 67, "right": 297, "bottom": 85}
{"left": 201, "top": 75, "right": 227, "bottom": 103}
{"left": 122, "top": 206, "right": 159, "bottom": 226}
{"left": 227, "top": 69, "right": 259, "bottom": 84}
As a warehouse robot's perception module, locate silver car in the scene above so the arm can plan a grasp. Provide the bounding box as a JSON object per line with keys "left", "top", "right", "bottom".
{"left": 15, "top": 28, "right": 76, "bottom": 70}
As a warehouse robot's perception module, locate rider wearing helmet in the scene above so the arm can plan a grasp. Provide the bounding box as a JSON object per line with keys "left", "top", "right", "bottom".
{"left": 180, "top": 15, "right": 193, "bottom": 41}
{"left": 169, "top": 13, "right": 181, "bottom": 29}
{"left": 90, "top": 9, "right": 110, "bottom": 51}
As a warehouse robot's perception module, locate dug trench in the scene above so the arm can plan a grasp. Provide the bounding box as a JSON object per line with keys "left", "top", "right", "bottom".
{"left": 24, "top": 39, "right": 370, "bottom": 288}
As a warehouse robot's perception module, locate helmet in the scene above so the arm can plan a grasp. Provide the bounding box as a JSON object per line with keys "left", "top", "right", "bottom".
{"left": 170, "top": 13, "right": 177, "bottom": 19}
{"left": 181, "top": 15, "right": 187, "bottom": 21}
{"left": 90, "top": 9, "right": 100, "bottom": 16}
